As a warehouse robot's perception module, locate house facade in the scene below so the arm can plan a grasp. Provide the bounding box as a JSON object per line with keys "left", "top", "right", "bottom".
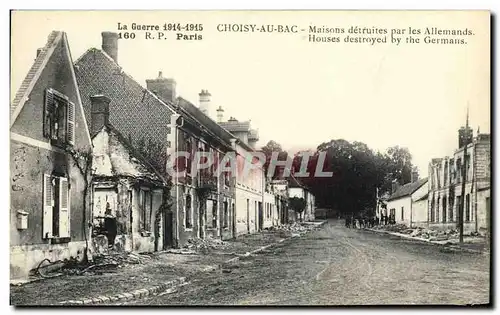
{"left": 90, "top": 94, "right": 169, "bottom": 253}
{"left": 75, "top": 34, "right": 181, "bottom": 248}
{"left": 174, "top": 96, "right": 236, "bottom": 242}
{"left": 10, "top": 32, "right": 93, "bottom": 280}
{"left": 288, "top": 176, "right": 316, "bottom": 222}
{"left": 269, "top": 179, "right": 290, "bottom": 225}
{"left": 75, "top": 31, "right": 268, "bottom": 247}
{"left": 217, "top": 114, "right": 267, "bottom": 235}
{"left": 232, "top": 141, "right": 266, "bottom": 235}
{"left": 427, "top": 127, "right": 491, "bottom": 234}
{"left": 386, "top": 178, "right": 428, "bottom": 227}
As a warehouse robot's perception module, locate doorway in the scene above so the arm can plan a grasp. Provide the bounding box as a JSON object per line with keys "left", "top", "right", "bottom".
{"left": 258, "top": 202, "right": 263, "bottom": 231}
{"left": 164, "top": 211, "right": 174, "bottom": 248}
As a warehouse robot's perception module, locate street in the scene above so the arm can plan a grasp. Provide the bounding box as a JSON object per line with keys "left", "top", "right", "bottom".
{"left": 120, "top": 220, "right": 490, "bottom": 306}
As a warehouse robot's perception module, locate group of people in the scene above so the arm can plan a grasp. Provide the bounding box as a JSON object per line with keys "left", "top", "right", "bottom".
{"left": 344, "top": 213, "right": 396, "bottom": 229}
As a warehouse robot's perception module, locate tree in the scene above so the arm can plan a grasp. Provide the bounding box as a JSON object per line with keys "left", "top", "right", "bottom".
{"left": 66, "top": 146, "right": 93, "bottom": 264}
{"left": 289, "top": 196, "right": 307, "bottom": 222}
{"left": 290, "top": 139, "right": 414, "bottom": 218}
{"left": 385, "top": 145, "right": 413, "bottom": 186}
{"left": 260, "top": 140, "right": 288, "bottom": 179}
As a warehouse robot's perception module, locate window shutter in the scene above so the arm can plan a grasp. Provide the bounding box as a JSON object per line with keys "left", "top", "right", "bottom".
{"left": 44, "top": 89, "right": 55, "bottom": 138}
{"left": 43, "top": 174, "right": 54, "bottom": 238}
{"left": 67, "top": 101, "right": 75, "bottom": 145}
{"left": 59, "top": 177, "right": 70, "bottom": 238}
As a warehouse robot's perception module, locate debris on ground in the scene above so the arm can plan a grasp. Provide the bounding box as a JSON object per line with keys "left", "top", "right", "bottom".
{"left": 373, "top": 224, "right": 484, "bottom": 242}
{"left": 92, "top": 251, "right": 154, "bottom": 266}
{"left": 267, "top": 222, "right": 317, "bottom": 233}
{"left": 183, "top": 237, "right": 229, "bottom": 251}
{"left": 165, "top": 248, "right": 198, "bottom": 255}
{"left": 28, "top": 251, "right": 159, "bottom": 281}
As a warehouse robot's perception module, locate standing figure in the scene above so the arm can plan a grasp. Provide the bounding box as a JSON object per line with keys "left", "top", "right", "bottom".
{"left": 104, "top": 202, "right": 117, "bottom": 249}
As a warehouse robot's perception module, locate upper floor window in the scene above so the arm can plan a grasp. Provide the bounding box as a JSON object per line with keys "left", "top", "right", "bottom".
{"left": 44, "top": 88, "right": 75, "bottom": 147}
{"left": 443, "top": 161, "right": 448, "bottom": 186}
{"left": 185, "top": 137, "right": 193, "bottom": 177}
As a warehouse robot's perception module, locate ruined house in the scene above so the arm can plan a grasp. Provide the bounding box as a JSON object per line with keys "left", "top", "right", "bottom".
{"left": 10, "top": 31, "right": 92, "bottom": 280}
{"left": 89, "top": 94, "right": 169, "bottom": 253}
{"left": 427, "top": 127, "right": 491, "bottom": 234}
{"left": 75, "top": 33, "right": 180, "bottom": 247}
{"left": 75, "top": 31, "right": 241, "bottom": 246}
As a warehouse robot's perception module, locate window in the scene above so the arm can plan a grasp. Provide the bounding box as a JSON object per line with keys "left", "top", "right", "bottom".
{"left": 465, "top": 154, "right": 471, "bottom": 181}
{"left": 449, "top": 159, "right": 455, "bottom": 182}
{"left": 223, "top": 201, "right": 229, "bottom": 228}
{"left": 185, "top": 194, "right": 192, "bottom": 228}
{"left": 206, "top": 200, "right": 213, "bottom": 228}
{"left": 430, "top": 197, "right": 435, "bottom": 222}
{"left": 139, "top": 189, "right": 152, "bottom": 231}
{"left": 205, "top": 200, "right": 218, "bottom": 228}
{"left": 442, "top": 196, "right": 447, "bottom": 223}
{"left": 444, "top": 162, "right": 448, "bottom": 186}
{"left": 43, "top": 174, "right": 70, "bottom": 239}
{"left": 436, "top": 167, "right": 441, "bottom": 189}
{"left": 465, "top": 194, "right": 470, "bottom": 222}
{"left": 210, "top": 148, "right": 217, "bottom": 177}
{"left": 212, "top": 200, "right": 218, "bottom": 228}
{"left": 186, "top": 139, "right": 192, "bottom": 176}
{"left": 255, "top": 201, "right": 257, "bottom": 221}
{"left": 44, "top": 88, "right": 75, "bottom": 146}
{"left": 448, "top": 196, "right": 454, "bottom": 222}
{"left": 401, "top": 207, "right": 404, "bottom": 221}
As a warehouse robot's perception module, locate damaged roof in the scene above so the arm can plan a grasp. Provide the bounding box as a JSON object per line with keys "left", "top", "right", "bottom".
{"left": 75, "top": 48, "right": 176, "bottom": 145}
{"left": 387, "top": 178, "right": 428, "bottom": 201}
{"left": 92, "top": 124, "right": 167, "bottom": 186}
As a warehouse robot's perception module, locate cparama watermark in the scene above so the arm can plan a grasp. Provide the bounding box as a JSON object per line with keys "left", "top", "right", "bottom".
{"left": 166, "top": 150, "right": 333, "bottom": 179}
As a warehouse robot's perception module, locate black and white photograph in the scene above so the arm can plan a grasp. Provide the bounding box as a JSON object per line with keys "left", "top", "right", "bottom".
{"left": 9, "top": 10, "right": 491, "bottom": 306}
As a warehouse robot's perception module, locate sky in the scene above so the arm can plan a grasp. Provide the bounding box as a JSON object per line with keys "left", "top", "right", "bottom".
{"left": 10, "top": 10, "right": 490, "bottom": 176}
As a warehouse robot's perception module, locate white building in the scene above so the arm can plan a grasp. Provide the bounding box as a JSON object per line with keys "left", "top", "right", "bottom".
{"left": 287, "top": 176, "right": 316, "bottom": 222}
{"left": 386, "top": 178, "right": 428, "bottom": 227}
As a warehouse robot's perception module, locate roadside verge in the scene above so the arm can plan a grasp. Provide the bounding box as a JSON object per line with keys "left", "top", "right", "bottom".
{"left": 365, "top": 228, "right": 487, "bottom": 254}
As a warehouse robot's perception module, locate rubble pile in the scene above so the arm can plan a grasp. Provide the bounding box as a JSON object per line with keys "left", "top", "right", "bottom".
{"left": 381, "top": 224, "right": 407, "bottom": 233}
{"left": 183, "top": 237, "right": 228, "bottom": 251}
{"left": 375, "top": 223, "right": 479, "bottom": 242}
{"left": 93, "top": 251, "right": 153, "bottom": 266}
{"left": 266, "top": 222, "right": 317, "bottom": 237}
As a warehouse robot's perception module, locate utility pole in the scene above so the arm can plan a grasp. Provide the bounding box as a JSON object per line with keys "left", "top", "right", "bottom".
{"left": 458, "top": 106, "right": 469, "bottom": 244}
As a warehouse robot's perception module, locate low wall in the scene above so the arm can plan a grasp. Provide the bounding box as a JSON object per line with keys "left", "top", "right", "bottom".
{"left": 10, "top": 241, "right": 87, "bottom": 280}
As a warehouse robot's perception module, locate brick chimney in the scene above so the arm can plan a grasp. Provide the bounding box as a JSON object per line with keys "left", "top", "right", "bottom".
{"left": 146, "top": 71, "right": 177, "bottom": 103}
{"left": 216, "top": 106, "right": 224, "bottom": 123}
{"left": 199, "top": 90, "right": 212, "bottom": 118}
{"left": 101, "top": 32, "right": 119, "bottom": 63}
{"left": 411, "top": 167, "right": 419, "bottom": 183}
{"left": 458, "top": 126, "right": 473, "bottom": 149}
{"left": 91, "top": 94, "right": 111, "bottom": 136}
